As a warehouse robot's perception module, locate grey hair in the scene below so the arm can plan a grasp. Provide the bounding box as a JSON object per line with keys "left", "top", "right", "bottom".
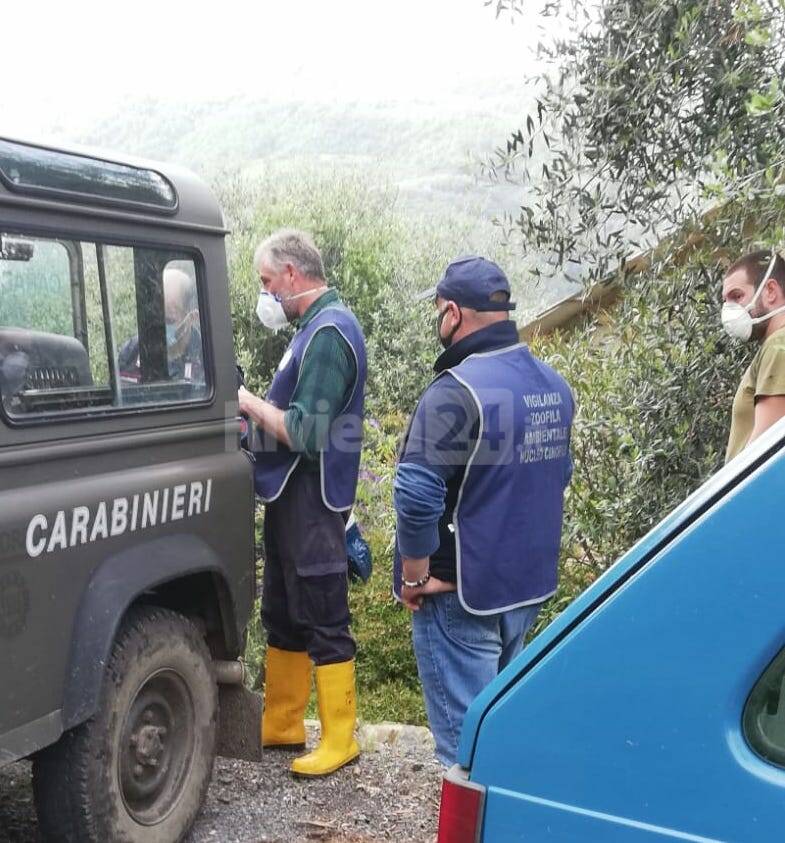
{"left": 253, "top": 229, "right": 326, "bottom": 281}
{"left": 163, "top": 266, "right": 198, "bottom": 311}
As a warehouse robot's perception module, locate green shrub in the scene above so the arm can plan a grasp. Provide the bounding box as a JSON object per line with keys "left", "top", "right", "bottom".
{"left": 530, "top": 208, "right": 785, "bottom": 633}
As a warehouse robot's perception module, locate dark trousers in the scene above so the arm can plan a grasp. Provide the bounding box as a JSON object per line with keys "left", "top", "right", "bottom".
{"left": 262, "top": 469, "right": 356, "bottom": 666}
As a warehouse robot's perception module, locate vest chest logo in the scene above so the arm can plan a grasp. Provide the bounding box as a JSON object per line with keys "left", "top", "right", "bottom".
{"left": 520, "top": 391, "right": 570, "bottom": 464}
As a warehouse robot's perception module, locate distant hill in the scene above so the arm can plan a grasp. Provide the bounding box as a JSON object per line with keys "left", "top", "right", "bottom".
{"left": 5, "top": 87, "right": 580, "bottom": 312}
{"left": 70, "top": 88, "right": 529, "bottom": 216}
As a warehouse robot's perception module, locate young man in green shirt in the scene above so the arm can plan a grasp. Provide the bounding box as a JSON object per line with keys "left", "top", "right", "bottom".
{"left": 722, "top": 249, "right": 785, "bottom": 461}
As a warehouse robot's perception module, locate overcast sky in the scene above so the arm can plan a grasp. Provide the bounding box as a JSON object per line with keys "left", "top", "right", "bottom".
{"left": 4, "top": 0, "right": 552, "bottom": 136}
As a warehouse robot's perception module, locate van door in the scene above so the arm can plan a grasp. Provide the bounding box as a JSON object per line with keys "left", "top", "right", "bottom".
{"left": 0, "top": 230, "right": 216, "bottom": 761}
{"left": 0, "top": 234, "right": 85, "bottom": 758}
{"left": 462, "top": 425, "right": 785, "bottom": 841}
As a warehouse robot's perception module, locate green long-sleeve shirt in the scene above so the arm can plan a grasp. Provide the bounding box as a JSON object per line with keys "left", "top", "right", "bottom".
{"left": 282, "top": 289, "right": 357, "bottom": 469}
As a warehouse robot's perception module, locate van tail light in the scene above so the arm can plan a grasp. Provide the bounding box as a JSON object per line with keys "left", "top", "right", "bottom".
{"left": 437, "top": 764, "right": 486, "bottom": 843}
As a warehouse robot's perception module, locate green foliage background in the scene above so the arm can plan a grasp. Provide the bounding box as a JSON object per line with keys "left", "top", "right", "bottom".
{"left": 230, "top": 173, "right": 784, "bottom": 724}
{"left": 482, "top": 0, "right": 785, "bottom": 636}
{"left": 529, "top": 209, "right": 785, "bottom": 634}
{"left": 231, "top": 0, "right": 785, "bottom": 723}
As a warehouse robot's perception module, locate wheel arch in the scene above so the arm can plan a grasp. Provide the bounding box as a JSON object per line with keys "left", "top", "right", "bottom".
{"left": 61, "top": 534, "right": 242, "bottom": 732}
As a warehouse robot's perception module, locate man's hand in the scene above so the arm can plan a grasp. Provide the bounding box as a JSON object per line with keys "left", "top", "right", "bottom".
{"left": 401, "top": 576, "right": 456, "bottom": 611}
{"left": 237, "top": 386, "right": 292, "bottom": 448}
{"left": 400, "top": 553, "right": 456, "bottom": 612}
{"left": 237, "top": 385, "right": 256, "bottom": 416}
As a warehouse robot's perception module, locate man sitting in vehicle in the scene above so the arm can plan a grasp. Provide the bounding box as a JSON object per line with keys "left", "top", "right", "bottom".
{"left": 118, "top": 267, "right": 203, "bottom": 383}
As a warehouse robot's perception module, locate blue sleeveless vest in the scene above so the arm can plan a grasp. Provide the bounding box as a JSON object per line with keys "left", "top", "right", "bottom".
{"left": 253, "top": 305, "right": 367, "bottom": 512}
{"left": 394, "top": 343, "right": 573, "bottom": 614}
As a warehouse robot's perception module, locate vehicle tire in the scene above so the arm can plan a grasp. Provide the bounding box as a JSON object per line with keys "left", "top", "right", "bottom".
{"left": 32, "top": 606, "right": 217, "bottom": 843}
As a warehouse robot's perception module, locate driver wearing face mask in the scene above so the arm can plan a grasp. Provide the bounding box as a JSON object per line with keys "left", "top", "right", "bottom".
{"left": 118, "top": 267, "right": 203, "bottom": 383}
{"left": 722, "top": 248, "right": 785, "bottom": 461}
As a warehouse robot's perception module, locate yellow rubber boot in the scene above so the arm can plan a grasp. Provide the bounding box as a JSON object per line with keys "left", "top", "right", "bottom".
{"left": 290, "top": 660, "right": 360, "bottom": 776}
{"left": 261, "top": 647, "right": 313, "bottom": 750}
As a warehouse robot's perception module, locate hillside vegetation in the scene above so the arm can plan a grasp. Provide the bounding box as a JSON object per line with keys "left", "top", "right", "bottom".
{"left": 73, "top": 87, "right": 538, "bottom": 221}
{"left": 227, "top": 167, "right": 782, "bottom": 725}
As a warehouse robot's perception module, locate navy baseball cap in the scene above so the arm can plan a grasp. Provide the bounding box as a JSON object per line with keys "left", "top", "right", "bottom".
{"left": 418, "top": 256, "right": 516, "bottom": 312}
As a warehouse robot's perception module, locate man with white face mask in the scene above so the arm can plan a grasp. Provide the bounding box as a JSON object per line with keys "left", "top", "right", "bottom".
{"left": 722, "top": 249, "right": 785, "bottom": 461}
{"left": 237, "top": 229, "right": 367, "bottom": 777}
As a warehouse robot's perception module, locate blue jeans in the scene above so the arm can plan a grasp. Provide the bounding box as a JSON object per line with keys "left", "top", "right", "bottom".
{"left": 412, "top": 591, "right": 540, "bottom": 766}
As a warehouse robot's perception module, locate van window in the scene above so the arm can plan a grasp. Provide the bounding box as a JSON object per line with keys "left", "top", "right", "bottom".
{"left": 744, "top": 647, "right": 785, "bottom": 769}
{"left": 0, "top": 231, "right": 209, "bottom": 419}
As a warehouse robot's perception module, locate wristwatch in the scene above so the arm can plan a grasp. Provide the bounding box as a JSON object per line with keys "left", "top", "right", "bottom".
{"left": 402, "top": 572, "right": 431, "bottom": 589}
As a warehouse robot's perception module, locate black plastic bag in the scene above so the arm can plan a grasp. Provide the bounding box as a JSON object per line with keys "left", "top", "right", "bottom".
{"left": 346, "top": 516, "right": 372, "bottom": 583}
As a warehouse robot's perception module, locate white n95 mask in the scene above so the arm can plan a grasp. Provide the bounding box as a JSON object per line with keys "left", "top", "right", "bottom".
{"left": 256, "top": 292, "right": 289, "bottom": 332}
{"left": 255, "top": 286, "right": 329, "bottom": 332}
{"left": 722, "top": 251, "right": 785, "bottom": 341}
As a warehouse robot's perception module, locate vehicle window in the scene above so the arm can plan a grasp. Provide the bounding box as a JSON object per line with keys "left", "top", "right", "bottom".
{"left": 744, "top": 647, "right": 785, "bottom": 769}
{"left": 0, "top": 230, "right": 209, "bottom": 419}
{"left": 0, "top": 139, "right": 177, "bottom": 211}
{"left": 0, "top": 237, "right": 73, "bottom": 336}
{"left": 111, "top": 250, "right": 207, "bottom": 402}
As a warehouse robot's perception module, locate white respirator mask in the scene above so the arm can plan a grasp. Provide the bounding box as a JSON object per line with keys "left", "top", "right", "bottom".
{"left": 256, "top": 286, "right": 328, "bottom": 332}
{"left": 721, "top": 250, "right": 785, "bottom": 341}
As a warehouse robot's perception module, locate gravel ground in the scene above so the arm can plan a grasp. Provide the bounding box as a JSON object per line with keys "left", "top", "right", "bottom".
{"left": 0, "top": 725, "right": 442, "bottom": 843}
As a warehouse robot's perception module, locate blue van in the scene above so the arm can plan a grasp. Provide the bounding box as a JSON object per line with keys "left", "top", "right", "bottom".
{"left": 437, "top": 422, "right": 785, "bottom": 842}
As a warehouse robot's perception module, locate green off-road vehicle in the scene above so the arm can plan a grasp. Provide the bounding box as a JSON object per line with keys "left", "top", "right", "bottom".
{"left": 0, "top": 137, "right": 259, "bottom": 841}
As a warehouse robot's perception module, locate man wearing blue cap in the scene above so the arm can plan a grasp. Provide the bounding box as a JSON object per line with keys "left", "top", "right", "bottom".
{"left": 393, "top": 256, "right": 574, "bottom": 766}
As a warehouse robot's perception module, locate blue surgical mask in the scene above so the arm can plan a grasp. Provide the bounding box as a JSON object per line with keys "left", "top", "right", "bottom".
{"left": 166, "top": 315, "right": 192, "bottom": 348}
